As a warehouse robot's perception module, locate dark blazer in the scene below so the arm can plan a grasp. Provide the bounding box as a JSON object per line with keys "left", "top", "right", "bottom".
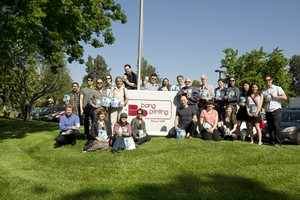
{"left": 91, "top": 119, "right": 112, "bottom": 140}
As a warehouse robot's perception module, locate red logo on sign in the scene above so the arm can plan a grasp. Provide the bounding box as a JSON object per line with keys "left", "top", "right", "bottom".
{"left": 128, "top": 104, "right": 148, "bottom": 116}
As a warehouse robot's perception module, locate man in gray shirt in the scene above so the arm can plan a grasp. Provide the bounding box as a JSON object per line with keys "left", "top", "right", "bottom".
{"left": 89, "top": 78, "right": 106, "bottom": 122}
{"left": 80, "top": 76, "right": 94, "bottom": 140}
{"left": 167, "top": 96, "right": 198, "bottom": 138}
{"left": 144, "top": 73, "right": 159, "bottom": 91}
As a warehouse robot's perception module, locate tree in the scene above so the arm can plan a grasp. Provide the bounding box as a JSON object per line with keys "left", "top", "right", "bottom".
{"left": 0, "top": 0, "right": 127, "bottom": 68}
{"left": 288, "top": 55, "right": 300, "bottom": 97}
{"left": 12, "top": 52, "right": 72, "bottom": 121}
{"left": 192, "top": 80, "right": 200, "bottom": 87}
{"left": 221, "top": 47, "right": 290, "bottom": 94}
{"left": 82, "top": 55, "right": 111, "bottom": 87}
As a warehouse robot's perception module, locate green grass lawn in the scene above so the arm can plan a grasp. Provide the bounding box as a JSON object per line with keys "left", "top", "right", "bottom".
{"left": 0, "top": 116, "right": 299, "bottom": 200}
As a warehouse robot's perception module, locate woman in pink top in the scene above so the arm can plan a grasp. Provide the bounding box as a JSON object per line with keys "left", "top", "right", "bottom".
{"left": 199, "top": 100, "right": 221, "bottom": 141}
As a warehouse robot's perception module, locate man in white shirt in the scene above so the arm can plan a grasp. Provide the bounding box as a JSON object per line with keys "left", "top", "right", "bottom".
{"left": 262, "top": 75, "right": 287, "bottom": 147}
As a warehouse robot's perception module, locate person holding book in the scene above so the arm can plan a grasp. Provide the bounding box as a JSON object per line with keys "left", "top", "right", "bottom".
{"left": 130, "top": 108, "right": 151, "bottom": 147}
{"left": 246, "top": 83, "right": 264, "bottom": 145}
{"left": 158, "top": 78, "right": 170, "bottom": 91}
{"left": 55, "top": 105, "right": 80, "bottom": 147}
{"left": 199, "top": 100, "right": 220, "bottom": 141}
{"left": 167, "top": 95, "right": 198, "bottom": 138}
{"left": 262, "top": 75, "right": 287, "bottom": 147}
{"left": 109, "top": 76, "right": 129, "bottom": 129}
{"left": 89, "top": 78, "right": 106, "bottom": 122}
{"left": 224, "top": 77, "right": 240, "bottom": 114}
{"left": 220, "top": 105, "right": 237, "bottom": 140}
{"left": 236, "top": 81, "right": 250, "bottom": 140}
{"left": 81, "top": 108, "right": 112, "bottom": 153}
{"left": 111, "top": 113, "right": 131, "bottom": 154}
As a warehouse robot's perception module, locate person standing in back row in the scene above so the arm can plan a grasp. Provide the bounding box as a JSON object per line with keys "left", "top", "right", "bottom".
{"left": 224, "top": 77, "right": 240, "bottom": 114}
{"left": 123, "top": 64, "right": 137, "bottom": 90}
{"left": 80, "top": 75, "right": 94, "bottom": 140}
{"left": 262, "top": 75, "right": 287, "bottom": 147}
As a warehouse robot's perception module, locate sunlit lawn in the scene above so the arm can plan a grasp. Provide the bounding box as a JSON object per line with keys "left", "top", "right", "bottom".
{"left": 0, "top": 116, "right": 299, "bottom": 200}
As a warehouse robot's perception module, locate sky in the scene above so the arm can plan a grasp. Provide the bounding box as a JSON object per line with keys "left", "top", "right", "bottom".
{"left": 68, "top": 0, "right": 300, "bottom": 87}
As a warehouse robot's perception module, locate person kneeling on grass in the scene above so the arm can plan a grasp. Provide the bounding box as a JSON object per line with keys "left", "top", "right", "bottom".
{"left": 130, "top": 108, "right": 151, "bottom": 147}
{"left": 167, "top": 95, "right": 198, "bottom": 138}
{"left": 55, "top": 105, "right": 80, "bottom": 147}
{"left": 81, "top": 108, "right": 112, "bottom": 153}
{"left": 111, "top": 113, "right": 131, "bottom": 154}
{"left": 199, "top": 100, "right": 221, "bottom": 141}
{"left": 220, "top": 105, "right": 237, "bottom": 140}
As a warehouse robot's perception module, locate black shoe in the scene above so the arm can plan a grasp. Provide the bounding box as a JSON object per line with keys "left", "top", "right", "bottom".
{"left": 71, "top": 141, "right": 76, "bottom": 146}
{"left": 53, "top": 143, "right": 62, "bottom": 148}
{"left": 112, "top": 149, "right": 117, "bottom": 154}
{"left": 117, "top": 148, "right": 124, "bottom": 153}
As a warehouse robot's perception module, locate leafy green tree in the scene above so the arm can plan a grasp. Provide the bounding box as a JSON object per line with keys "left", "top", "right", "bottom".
{"left": 192, "top": 80, "right": 200, "bottom": 87}
{"left": 12, "top": 52, "right": 72, "bottom": 121}
{"left": 221, "top": 47, "right": 290, "bottom": 94}
{"left": 82, "top": 55, "right": 111, "bottom": 87}
{"left": 0, "top": 0, "right": 127, "bottom": 68}
{"left": 288, "top": 55, "right": 300, "bottom": 97}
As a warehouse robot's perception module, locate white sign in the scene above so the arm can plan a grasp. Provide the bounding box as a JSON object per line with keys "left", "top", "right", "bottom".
{"left": 122, "top": 90, "right": 180, "bottom": 136}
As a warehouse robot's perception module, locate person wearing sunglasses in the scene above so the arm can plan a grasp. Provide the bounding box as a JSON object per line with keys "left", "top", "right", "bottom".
{"left": 177, "top": 78, "right": 200, "bottom": 113}
{"left": 262, "top": 75, "right": 287, "bottom": 147}
{"left": 104, "top": 74, "right": 113, "bottom": 90}
{"left": 145, "top": 73, "right": 159, "bottom": 91}
{"left": 89, "top": 78, "right": 106, "bottom": 123}
{"left": 130, "top": 108, "right": 151, "bottom": 147}
{"left": 224, "top": 77, "right": 240, "bottom": 114}
{"left": 80, "top": 75, "right": 94, "bottom": 140}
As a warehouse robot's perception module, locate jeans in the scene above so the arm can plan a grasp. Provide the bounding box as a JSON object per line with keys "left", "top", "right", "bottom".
{"left": 266, "top": 109, "right": 282, "bottom": 145}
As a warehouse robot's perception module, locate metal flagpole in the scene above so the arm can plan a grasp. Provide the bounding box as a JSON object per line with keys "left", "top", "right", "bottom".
{"left": 137, "top": 0, "right": 143, "bottom": 90}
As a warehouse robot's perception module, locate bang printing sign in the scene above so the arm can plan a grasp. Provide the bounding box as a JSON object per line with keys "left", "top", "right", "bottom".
{"left": 128, "top": 100, "right": 172, "bottom": 119}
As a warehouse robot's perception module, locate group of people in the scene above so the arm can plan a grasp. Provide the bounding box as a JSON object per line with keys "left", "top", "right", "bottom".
{"left": 167, "top": 74, "right": 286, "bottom": 147}
{"left": 55, "top": 64, "right": 150, "bottom": 153}
{"left": 55, "top": 63, "right": 287, "bottom": 151}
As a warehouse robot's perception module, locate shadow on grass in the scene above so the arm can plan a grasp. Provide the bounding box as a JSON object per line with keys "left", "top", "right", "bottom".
{"left": 54, "top": 173, "right": 295, "bottom": 200}
{"left": 0, "top": 117, "right": 58, "bottom": 140}
{"left": 124, "top": 173, "right": 293, "bottom": 200}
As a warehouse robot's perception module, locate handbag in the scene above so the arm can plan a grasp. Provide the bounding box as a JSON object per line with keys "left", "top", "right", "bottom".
{"left": 249, "top": 95, "right": 264, "bottom": 128}
{"left": 260, "top": 116, "right": 265, "bottom": 128}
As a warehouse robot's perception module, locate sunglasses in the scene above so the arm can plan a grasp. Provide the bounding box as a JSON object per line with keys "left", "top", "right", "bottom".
{"left": 137, "top": 112, "right": 143, "bottom": 115}
{"left": 229, "top": 80, "right": 235, "bottom": 82}
{"left": 106, "top": 77, "right": 111, "bottom": 79}
{"left": 265, "top": 79, "right": 272, "bottom": 82}
{"left": 97, "top": 82, "right": 103, "bottom": 84}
